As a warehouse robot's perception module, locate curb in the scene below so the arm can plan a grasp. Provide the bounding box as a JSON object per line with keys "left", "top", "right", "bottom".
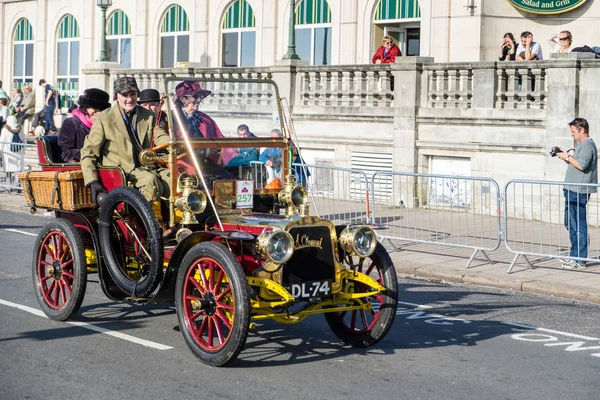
{"left": 393, "top": 262, "right": 600, "bottom": 304}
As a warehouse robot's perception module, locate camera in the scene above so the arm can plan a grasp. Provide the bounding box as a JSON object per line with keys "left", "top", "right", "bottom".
{"left": 549, "top": 146, "right": 563, "bottom": 157}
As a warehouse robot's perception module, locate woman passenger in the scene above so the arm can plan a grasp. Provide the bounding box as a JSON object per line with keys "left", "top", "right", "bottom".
{"left": 58, "top": 88, "right": 110, "bottom": 163}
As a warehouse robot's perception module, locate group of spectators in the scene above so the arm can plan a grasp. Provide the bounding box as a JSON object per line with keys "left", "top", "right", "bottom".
{"left": 498, "top": 30, "right": 592, "bottom": 61}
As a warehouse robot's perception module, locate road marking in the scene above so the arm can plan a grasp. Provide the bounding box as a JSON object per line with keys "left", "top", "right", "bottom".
{"left": 502, "top": 321, "right": 600, "bottom": 342}
{"left": 0, "top": 299, "right": 173, "bottom": 350}
{"left": 4, "top": 228, "right": 37, "bottom": 237}
{"left": 398, "top": 301, "right": 433, "bottom": 309}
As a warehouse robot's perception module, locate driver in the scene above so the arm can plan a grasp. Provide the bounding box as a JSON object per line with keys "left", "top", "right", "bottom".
{"left": 80, "top": 77, "right": 171, "bottom": 207}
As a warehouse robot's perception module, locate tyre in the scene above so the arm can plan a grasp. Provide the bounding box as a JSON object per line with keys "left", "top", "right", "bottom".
{"left": 32, "top": 219, "right": 87, "bottom": 321}
{"left": 325, "top": 242, "right": 398, "bottom": 347}
{"left": 175, "top": 242, "right": 250, "bottom": 367}
{"left": 98, "top": 187, "right": 163, "bottom": 298}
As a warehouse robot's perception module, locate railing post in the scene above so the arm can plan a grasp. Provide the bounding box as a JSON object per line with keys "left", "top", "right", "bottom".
{"left": 271, "top": 59, "right": 308, "bottom": 111}
{"left": 472, "top": 62, "right": 496, "bottom": 109}
{"left": 545, "top": 53, "right": 594, "bottom": 181}
{"left": 81, "top": 61, "right": 123, "bottom": 93}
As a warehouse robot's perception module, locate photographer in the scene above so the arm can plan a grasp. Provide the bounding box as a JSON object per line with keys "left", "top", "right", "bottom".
{"left": 554, "top": 118, "right": 598, "bottom": 268}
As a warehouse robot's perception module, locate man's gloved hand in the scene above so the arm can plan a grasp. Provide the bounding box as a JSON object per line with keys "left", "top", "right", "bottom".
{"left": 89, "top": 181, "right": 108, "bottom": 206}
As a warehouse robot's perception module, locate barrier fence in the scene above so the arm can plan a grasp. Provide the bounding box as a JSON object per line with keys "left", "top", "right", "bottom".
{"left": 1, "top": 149, "right": 599, "bottom": 274}
{"left": 504, "top": 179, "right": 600, "bottom": 273}
{"left": 370, "top": 171, "right": 502, "bottom": 269}
{"left": 0, "top": 141, "right": 39, "bottom": 191}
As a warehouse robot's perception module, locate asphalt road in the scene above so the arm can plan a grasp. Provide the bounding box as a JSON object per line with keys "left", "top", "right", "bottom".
{"left": 1, "top": 210, "right": 599, "bottom": 400}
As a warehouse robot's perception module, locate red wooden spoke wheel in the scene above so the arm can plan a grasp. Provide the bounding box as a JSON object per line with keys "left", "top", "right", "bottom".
{"left": 325, "top": 243, "right": 398, "bottom": 347}
{"left": 176, "top": 242, "right": 250, "bottom": 367}
{"left": 33, "top": 219, "right": 87, "bottom": 321}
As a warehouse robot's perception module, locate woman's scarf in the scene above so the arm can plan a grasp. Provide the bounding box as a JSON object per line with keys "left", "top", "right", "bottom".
{"left": 72, "top": 108, "right": 93, "bottom": 129}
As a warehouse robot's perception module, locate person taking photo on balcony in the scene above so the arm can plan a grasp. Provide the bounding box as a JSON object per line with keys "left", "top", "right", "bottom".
{"left": 548, "top": 30, "right": 574, "bottom": 54}
{"left": 555, "top": 118, "right": 598, "bottom": 269}
{"left": 499, "top": 33, "right": 517, "bottom": 61}
{"left": 58, "top": 88, "right": 110, "bottom": 163}
{"left": 516, "top": 31, "right": 543, "bottom": 61}
{"left": 372, "top": 35, "right": 401, "bottom": 64}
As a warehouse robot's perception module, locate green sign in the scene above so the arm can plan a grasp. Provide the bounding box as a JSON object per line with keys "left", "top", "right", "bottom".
{"left": 507, "top": 0, "right": 587, "bottom": 14}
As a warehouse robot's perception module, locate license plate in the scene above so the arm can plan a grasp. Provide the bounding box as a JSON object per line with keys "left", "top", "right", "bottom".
{"left": 289, "top": 280, "right": 332, "bottom": 299}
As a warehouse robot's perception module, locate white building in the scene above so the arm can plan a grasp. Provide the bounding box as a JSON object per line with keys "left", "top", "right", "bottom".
{"left": 1, "top": 0, "right": 599, "bottom": 97}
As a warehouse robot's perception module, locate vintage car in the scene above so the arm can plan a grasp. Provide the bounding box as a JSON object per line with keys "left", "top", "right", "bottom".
{"left": 23, "top": 77, "right": 398, "bottom": 366}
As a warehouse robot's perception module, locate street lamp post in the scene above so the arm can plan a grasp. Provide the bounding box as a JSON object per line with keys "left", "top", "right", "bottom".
{"left": 283, "top": 0, "right": 300, "bottom": 60}
{"left": 96, "top": 0, "right": 112, "bottom": 62}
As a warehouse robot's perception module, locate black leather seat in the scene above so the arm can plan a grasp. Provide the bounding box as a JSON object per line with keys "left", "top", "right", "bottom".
{"left": 38, "top": 135, "right": 63, "bottom": 164}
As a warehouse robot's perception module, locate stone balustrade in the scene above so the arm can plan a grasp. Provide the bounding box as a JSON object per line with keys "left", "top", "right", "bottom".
{"left": 81, "top": 53, "right": 600, "bottom": 196}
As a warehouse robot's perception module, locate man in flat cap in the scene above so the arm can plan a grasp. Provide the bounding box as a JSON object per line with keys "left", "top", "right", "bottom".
{"left": 80, "top": 76, "right": 170, "bottom": 210}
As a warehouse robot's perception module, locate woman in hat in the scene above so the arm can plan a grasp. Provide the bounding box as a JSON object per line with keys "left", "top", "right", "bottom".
{"left": 58, "top": 88, "right": 110, "bottom": 163}
{"left": 173, "top": 80, "right": 222, "bottom": 140}
{"left": 0, "top": 115, "right": 26, "bottom": 186}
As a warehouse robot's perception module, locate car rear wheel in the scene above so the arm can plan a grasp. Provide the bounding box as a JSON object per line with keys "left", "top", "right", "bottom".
{"left": 175, "top": 241, "right": 250, "bottom": 367}
{"left": 32, "top": 219, "right": 87, "bottom": 321}
{"left": 325, "top": 243, "right": 398, "bottom": 347}
{"left": 98, "top": 187, "right": 163, "bottom": 298}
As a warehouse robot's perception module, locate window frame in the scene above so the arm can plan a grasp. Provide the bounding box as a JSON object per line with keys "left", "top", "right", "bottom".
{"left": 222, "top": 26, "right": 256, "bottom": 67}
{"left": 295, "top": 22, "right": 332, "bottom": 66}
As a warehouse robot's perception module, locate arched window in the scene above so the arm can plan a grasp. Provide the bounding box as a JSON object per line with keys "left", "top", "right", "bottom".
{"left": 13, "top": 18, "right": 34, "bottom": 86}
{"left": 222, "top": 0, "right": 256, "bottom": 67}
{"left": 107, "top": 10, "right": 132, "bottom": 68}
{"left": 160, "top": 5, "right": 189, "bottom": 68}
{"left": 57, "top": 14, "right": 80, "bottom": 109}
{"left": 373, "top": 0, "right": 421, "bottom": 56}
{"left": 295, "top": 0, "right": 332, "bottom": 65}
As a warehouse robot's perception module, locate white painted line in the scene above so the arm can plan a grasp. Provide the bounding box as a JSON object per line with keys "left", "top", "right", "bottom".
{"left": 503, "top": 321, "right": 600, "bottom": 342}
{"left": 398, "top": 301, "right": 433, "bottom": 309}
{"left": 0, "top": 299, "right": 173, "bottom": 350}
{"left": 5, "top": 228, "right": 37, "bottom": 237}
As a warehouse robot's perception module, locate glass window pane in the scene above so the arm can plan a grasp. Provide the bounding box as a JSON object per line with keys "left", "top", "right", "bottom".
{"left": 295, "top": 28, "right": 311, "bottom": 64}
{"left": 121, "top": 38, "right": 132, "bottom": 69}
{"left": 161, "top": 36, "right": 174, "bottom": 68}
{"left": 57, "top": 42, "right": 69, "bottom": 75}
{"left": 70, "top": 41, "right": 80, "bottom": 76}
{"left": 177, "top": 35, "right": 189, "bottom": 63}
{"left": 313, "top": 27, "right": 331, "bottom": 65}
{"left": 240, "top": 31, "right": 256, "bottom": 67}
{"left": 14, "top": 44, "right": 24, "bottom": 76}
{"left": 25, "top": 43, "right": 34, "bottom": 76}
{"left": 223, "top": 32, "right": 239, "bottom": 67}
{"left": 107, "top": 39, "right": 119, "bottom": 62}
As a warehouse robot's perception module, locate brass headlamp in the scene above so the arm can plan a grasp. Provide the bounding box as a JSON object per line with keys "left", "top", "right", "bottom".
{"left": 175, "top": 177, "right": 207, "bottom": 225}
{"left": 278, "top": 175, "right": 308, "bottom": 216}
{"left": 339, "top": 225, "right": 377, "bottom": 258}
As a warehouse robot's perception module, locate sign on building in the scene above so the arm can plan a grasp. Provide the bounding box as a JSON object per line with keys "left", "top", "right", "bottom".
{"left": 507, "top": 0, "right": 587, "bottom": 14}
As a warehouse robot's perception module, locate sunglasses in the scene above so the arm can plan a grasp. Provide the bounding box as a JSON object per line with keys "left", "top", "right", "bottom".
{"left": 559, "top": 37, "right": 569, "bottom": 41}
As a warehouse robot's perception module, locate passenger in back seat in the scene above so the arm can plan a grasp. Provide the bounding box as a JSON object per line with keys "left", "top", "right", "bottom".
{"left": 58, "top": 88, "right": 110, "bottom": 163}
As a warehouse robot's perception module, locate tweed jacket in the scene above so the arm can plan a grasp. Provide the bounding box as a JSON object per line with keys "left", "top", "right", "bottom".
{"left": 19, "top": 92, "right": 35, "bottom": 115}
{"left": 80, "top": 104, "right": 169, "bottom": 184}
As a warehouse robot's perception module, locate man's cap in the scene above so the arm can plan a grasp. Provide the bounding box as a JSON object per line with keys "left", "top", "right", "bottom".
{"left": 138, "top": 89, "right": 161, "bottom": 104}
{"left": 175, "top": 81, "right": 212, "bottom": 101}
{"left": 113, "top": 76, "right": 140, "bottom": 95}
{"left": 78, "top": 88, "right": 111, "bottom": 111}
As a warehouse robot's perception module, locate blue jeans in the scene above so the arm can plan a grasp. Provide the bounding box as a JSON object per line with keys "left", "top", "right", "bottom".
{"left": 44, "top": 105, "right": 56, "bottom": 133}
{"left": 563, "top": 189, "right": 590, "bottom": 264}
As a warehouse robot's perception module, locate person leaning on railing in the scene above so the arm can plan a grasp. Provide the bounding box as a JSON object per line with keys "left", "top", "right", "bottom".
{"left": 555, "top": 118, "right": 598, "bottom": 269}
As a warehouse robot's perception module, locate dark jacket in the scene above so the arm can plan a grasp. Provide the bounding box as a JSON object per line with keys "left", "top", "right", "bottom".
{"left": 58, "top": 116, "right": 90, "bottom": 163}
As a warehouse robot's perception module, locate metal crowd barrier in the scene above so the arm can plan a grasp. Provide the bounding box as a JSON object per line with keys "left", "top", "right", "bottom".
{"left": 370, "top": 171, "right": 502, "bottom": 269}
{"left": 0, "top": 141, "right": 40, "bottom": 191}
{"left": 504, "top": 179, "right": 600, "bottom": 273}
{"left": 295, "top": 163, "right": 371, "bottom": 226}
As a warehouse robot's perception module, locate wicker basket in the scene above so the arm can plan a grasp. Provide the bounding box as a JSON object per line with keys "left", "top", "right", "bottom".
{"left": 18, "top": 170, "right": 94, "bottom": 210}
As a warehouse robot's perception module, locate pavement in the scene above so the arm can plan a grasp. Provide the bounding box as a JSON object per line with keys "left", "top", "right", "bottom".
{"left": 1, "top": 189, "right": 599, "bottom": 304}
